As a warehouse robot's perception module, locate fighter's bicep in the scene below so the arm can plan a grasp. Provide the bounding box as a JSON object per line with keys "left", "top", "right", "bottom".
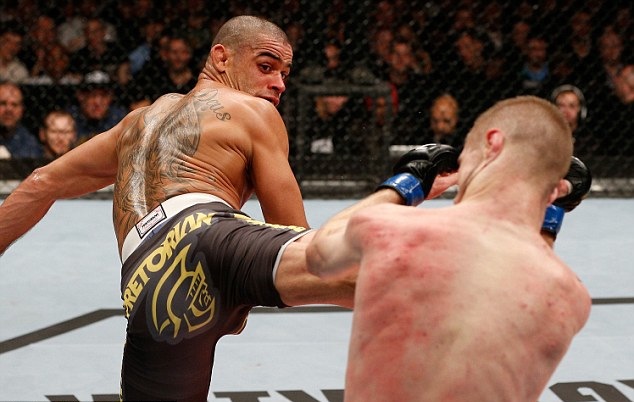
{"left": 248, "top": 105, "right": 307, "bottom": 226}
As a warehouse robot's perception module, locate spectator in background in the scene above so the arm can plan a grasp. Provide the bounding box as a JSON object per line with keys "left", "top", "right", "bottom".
{"left": 299, "top": 39, "right": 348, "bottom": 83}
{"left": 117, "top": 15, "right": 168, "bottom": 109}
{"left": 57, "top": 0, "right": 117, "bottom": 53}
{"left": 23, "top": 42, "right": 82, "bottom": 85}
{"left": 56, "top": 1, "right": 87, "bottom": 53}
{"left": 130, "top": 34, "right": 197, "bottom": 105}
{"left": 307, "top": 94, "right": 378, "bottom": 167}
{"left": 284, "top": 21, "right": 308, "bottom": 73}
{"left": 443, "top": 30, "right": 490, "bottom": 128}
{"left": 308, "top": 95, "right": 349, "bottom": 155}
{"left": 474, "top": 2, "right": 515, "bottom": 90}
{"left": 611, "top": 4, "right": 633, "bottom": 52}
{"left": 587, "top": 28, "right": 627, "bottom": 106}
{"left": 19, "top": 15, "right": 58, "bottom": 78}
{"left": 447, "top": 5, "right": 476, "bottom": 43}
{"left": 366, "top": 27, "right": 394, "bottom": 82}
{"left": 110, "top": 0, "right": 153, "bottom": 55}
{"left": 517, "top": 35, "right": 552, "bottom": 97}
{"left": 602, "top": 64, "right": 634, "bottom": 158}
{"left": 584, "top": 27, "right": 630, "bottom": 153}
{"left": 513, "top": 0, "right": 538, "bottom": 23}
{"left": 0, "top": 22, "right": 28, "bottom": 83}
{"left": 322, "top": 40, "right": 348, "bottom": 79}
{"left": 182, "top": 4, "right": 212, "bottom": 67}
{"left": 615, "top": 64, "right": 634, "bottom": 105}
{"left": 394, "top": 23, "right": 433, "bottom": 75}
{"left": 68, "top": 71, "right": 126, "bottom": 143}
{"left": 0, "top": 81, "right": 41, "bottom": 159}
{"left": 387, "top": 36, "right": 436, "bottom": 145}
{"left": 478, "top": 1, "right": 506, "bottom": 56}
{"left": 127, "top": 16, "right": 167, "bottom": 76}
{"left": 68, "top": 17, "right": 126, "bottom": 79}
{"left": 0, "top": 0, "right": 22, "bottom": 24}
{"left": 550, "top": 84, "right": 594, "bottom": 161}
{"left": 372, "top": 0, "right": 396, "bottom": 31}
{"left": 560, "top": 10, "right": 596, "bottom": 85}
{"left": 39, "top": 110, "right": 77, "bottom": 161}
{"left": 507, "top": 19, "right": 532, "bottom": 67}
{"left": 426, "top": 93, "right": 462, "bottom": 148}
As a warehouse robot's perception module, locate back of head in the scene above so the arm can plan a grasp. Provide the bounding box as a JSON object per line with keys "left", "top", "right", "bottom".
{"left": 212, "top": 16, "right": 289, "bottom": 51}
{"left": 468, "top": 96, "right": 572, "bottom": 190}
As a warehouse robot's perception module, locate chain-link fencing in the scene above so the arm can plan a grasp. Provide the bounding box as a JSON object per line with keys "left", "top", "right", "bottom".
{"left": 1, "top": 0, "right": 632, "bottom": 198}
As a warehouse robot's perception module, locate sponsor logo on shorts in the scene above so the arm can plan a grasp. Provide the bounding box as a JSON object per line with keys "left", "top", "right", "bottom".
{"left": 121, "top": 210, "right": 305, "bottom": 343}
{"left": 135, "top": 204, "right": 167, "bottom": 238}
{"left": 124, "top": 212, "right": 219, "bottom": 343}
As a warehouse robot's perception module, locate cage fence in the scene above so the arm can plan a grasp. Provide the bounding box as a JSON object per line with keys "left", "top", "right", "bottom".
{"left": 1, "top": 0, "right": 632, "bottom": 198}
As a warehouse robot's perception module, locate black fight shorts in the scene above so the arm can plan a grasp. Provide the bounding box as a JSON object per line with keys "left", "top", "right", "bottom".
{"left": 119, "top": 201, "right": 309, "bottom": 400}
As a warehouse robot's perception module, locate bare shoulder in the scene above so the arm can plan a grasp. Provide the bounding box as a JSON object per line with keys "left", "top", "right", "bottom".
{"left": 350, "top": 203, "right": 448, "bottom": 244}
{"left": 354, "top": 203, "right": 445, "bottom": 227}
{"left": 144, "top": 93, "right": 186, "bottom": 119}
{"left": 119, "top": 93, "right": 185, "bottom": 129}
{"left": 190, "top": 86, "right": 281, "bottom": 126}
{"left": 551, "top": 258, "right": 592, "bottom": 313}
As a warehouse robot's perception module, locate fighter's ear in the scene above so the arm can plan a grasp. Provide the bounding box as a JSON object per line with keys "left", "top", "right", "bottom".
{"left": 211, "top": 44, "right": 229, "bottom": 72}
{"left": 484, "top": 128, "right": 504, "bottom": 160}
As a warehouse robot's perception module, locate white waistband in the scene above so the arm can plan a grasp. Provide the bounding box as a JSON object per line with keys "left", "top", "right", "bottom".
{"left": 120, "top": 193, "right": 230, "bottom": 263}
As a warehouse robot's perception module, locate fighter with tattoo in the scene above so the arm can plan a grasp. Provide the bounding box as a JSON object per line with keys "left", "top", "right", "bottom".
{"left": 0, "top": 16, "right": 365, "bottom": 400}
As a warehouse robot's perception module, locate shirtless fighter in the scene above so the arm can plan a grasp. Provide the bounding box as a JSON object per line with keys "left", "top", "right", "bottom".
{"left": 0, "top": 15, "right": 426, "bottom": 401}
{"left": 306, "top": 95, "right": 592, "bottom": 402}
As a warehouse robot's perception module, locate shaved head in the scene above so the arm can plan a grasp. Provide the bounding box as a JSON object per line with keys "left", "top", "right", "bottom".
{"left": 212, "top": 15, "right": 289, "bottom": 50}
{"left": 468, "top": 95, "right": 573, "bottom": 187}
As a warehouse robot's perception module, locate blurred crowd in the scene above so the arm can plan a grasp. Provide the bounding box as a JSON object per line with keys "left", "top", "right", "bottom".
{"left": 0, "top": 0, "right": 632, "bottom": 176}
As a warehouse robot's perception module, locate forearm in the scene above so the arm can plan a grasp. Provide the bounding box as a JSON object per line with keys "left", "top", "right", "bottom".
{"left": 308, "top": 144, "right": 459, "bottom": 278}
{"left": 306, "top": 189, "right": 403, "bottom": 279}
{"left": 0, "top": 171, "right": 56, "bottom": 254}
{"left": 317, "top": 189, "right": 403, "bottom": 245}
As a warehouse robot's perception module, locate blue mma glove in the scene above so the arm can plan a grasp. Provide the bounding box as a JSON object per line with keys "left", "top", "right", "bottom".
{"left": 542, "top": 204, "right": 566, "bottom": 236}
{"left": 378, "top": 144, "right": 459, "bottom": 206}
{"left": 542, "top": 156, "right": 592, "bottom": 237}
{"left": 553, "top": 156, "right": 592, "bottom": 212}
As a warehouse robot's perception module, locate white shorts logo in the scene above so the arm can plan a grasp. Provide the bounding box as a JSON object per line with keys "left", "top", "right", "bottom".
{"left": 135, "top": 205, "right": 167, "bottom": 238}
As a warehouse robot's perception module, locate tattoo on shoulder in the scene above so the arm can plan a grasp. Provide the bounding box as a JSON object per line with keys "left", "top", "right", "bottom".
{"left": 194, "top": 89, "right": 232, "bottom": 121}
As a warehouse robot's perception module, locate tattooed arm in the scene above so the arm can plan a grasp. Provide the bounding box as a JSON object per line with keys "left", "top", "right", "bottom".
{"left": 0, "top": 112, "right": 123, "bottom": 254}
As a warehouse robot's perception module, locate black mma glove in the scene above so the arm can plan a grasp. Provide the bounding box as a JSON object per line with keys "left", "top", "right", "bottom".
{"left": 542, "top": 156, "right": 592, "bottom": 237}
{"left": 378, "top": 144, "right": 459, "bottom": 206}
{"left": 553, "top": 156, "right": 592, "bottom": 212}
